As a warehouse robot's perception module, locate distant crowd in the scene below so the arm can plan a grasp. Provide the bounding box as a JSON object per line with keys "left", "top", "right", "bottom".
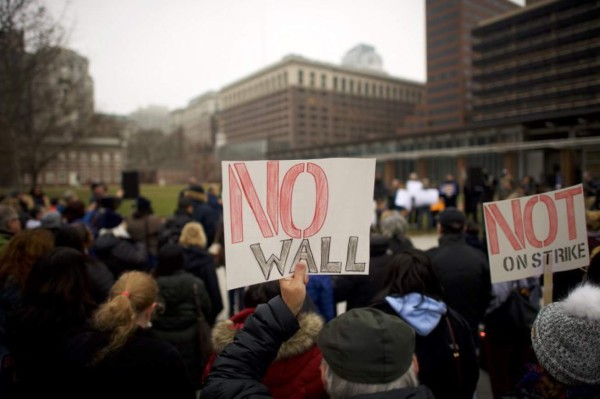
{"left": 0, "top": 169, "right": 599, "bottom": 399}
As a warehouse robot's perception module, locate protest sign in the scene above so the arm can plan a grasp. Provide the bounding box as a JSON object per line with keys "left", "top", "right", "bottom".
{"left": 483, "top": 184, "right": 588, "bottom": 284}
{"left": 222, "top": 158, "right": 375, "bottom": 289}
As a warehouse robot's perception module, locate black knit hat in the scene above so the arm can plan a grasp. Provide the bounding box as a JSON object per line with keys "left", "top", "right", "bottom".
{"left": 317, "top": 308, "right": 415, "bottom": 384}
{"left": 437, "top": 207, "right": 466, "bottom": 231}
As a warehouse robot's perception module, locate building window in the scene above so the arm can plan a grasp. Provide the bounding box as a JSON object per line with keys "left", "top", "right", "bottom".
{"left": 298, "top": 70, "right": 303, "bottom": 85}
{"left": 341, "top": 78, "right": 346, "bottom": 92}
{"left": 321, "top": 74, "right": 326, "bottom": 89}
{"left": 357, "top": 82, "right": 362, "bottom": 95}
{"left": 349, "top": 80, "right": 354, "bottom": 93}
{"left": 372, "top": 83, "right": 376, "bottom": 96}
{"left": 310, "top": 72, "right": 315, "bottom": 87}
{"left": 103, "top": 152, "right": 111, "bottom": 162}
{"left": 333, "top": 76, "right": 338, "bottom": 90}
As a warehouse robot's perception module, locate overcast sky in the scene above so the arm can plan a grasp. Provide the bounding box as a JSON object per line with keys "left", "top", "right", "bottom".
{"left": 47, "top": 0, "right": 524, "bottom": 115}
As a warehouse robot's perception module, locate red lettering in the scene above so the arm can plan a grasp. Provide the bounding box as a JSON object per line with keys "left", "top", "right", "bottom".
{"left": 229, "top": 163, "right": 277, "bottom": 243}
{"left": 555, "top": 185, "right": 583, "bottom": 240}
{"left": 279, "top": 162, "right": 329, "bottom": 238}
{"left": 229, "top": 161, "right": 329, "bottom": 243}
{"left": 523, "top": 195, "right": 558, "bottom": 248}
{"left": 484, "top": 201, "right": 525, "bottom": 255}
{"left": 280, "top": 163, "right": 305, "bottom": 239}
{"left": 303, "top": 163, "right": 329, "bottom": 238}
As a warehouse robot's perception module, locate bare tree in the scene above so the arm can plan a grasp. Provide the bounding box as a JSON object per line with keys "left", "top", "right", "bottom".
{"left": 0, "top": 0, "right": 93, "bottom": 190}
{"left": 126, "top": 129, "right": 185, "bottom": 172}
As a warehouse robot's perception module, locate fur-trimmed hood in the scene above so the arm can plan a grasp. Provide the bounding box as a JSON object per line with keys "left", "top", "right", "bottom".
{"left": 184, "top": 190, "right": 207, "bottom": 203}
{"left": 212, "top": 308, "right": 324, "bottom": 360}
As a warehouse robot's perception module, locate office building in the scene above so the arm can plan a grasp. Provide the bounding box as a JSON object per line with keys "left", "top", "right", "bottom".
{"left": 218, "top": 54, "right": 424, "bottom": 159}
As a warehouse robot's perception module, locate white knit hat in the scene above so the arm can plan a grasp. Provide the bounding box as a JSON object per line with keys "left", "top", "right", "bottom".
{"left": 532, "top": 284, "right": 600, "bottom": 385}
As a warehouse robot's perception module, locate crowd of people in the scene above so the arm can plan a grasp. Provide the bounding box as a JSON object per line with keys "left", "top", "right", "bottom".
{"left": 0, "top": 170, "right": 599, "bottom": 398}
{"left": 374, "top": 168, "right": 581, "bottom": 231}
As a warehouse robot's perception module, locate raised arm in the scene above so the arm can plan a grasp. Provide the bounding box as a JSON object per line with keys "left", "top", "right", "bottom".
{"left": 201, "top": 264, "right": 308, "bottom": 399}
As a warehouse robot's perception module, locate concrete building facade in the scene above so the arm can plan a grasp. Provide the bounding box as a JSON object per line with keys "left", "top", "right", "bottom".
{"left": 218, "top": 55, "right": 424, "bottom": 155}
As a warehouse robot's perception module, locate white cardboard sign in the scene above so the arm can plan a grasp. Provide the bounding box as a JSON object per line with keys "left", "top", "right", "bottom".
{"left": 222, "top": 158, "right": 376, "bottom": 289}
{"left": 483, "top": 184, "right": 589, "bottom": 283}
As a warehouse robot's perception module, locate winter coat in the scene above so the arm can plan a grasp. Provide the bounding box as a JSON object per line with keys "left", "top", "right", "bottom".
{"left": 307, "top": 275, "right": 335, "bottom": 321}
{"left": 499, "top": 364, "right": 600, "bottom": 399}
{"left": 426, "top": 233, "right": 492, "bottom": 336}
{"left": 9, "top": 299, "right": 91, "bottom": 399}
{"left": 85, "top": 258, "right": 114, "bottom": 305}
{"left": 185, "top": 191, "right": 219, "bottom": 247}
{"left": 152, "top": 270, "right": 212, "bottom": 388}
{"left": 0, "top": 278, "right": 20, "bottom": 355}
{"left": 373, "top": 298, "right": 479, "bottom": 399}
{"left": 65, "top": 327, "right": 196, "bottom": 399}
{"left": 126, "top": 214, "right": 163, "bottom": 256}
{"left": 181, "top": 246, "right": 223, "bottom": 325}
{"left": 201, "top": 296, "right": 300, "bottom": 398}
{"left": 92, "top": 233, "right": 148, "bottom": 278}
{"left": 204, "top": 307, "right": 326, "bottom": 399}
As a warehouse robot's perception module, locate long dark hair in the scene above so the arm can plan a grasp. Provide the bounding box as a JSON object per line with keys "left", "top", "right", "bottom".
{"left": 374, "top": 248, "right": 445, "bottom": 302}
{"left": 20, "top": 247, "right": 96, "bottom": 335}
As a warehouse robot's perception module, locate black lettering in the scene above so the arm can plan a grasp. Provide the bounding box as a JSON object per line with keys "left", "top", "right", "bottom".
{"left": 250, "top": 239, "right": 293, "bottom": 280}
{"left": 503, "top": 256, "right": 515, "bottom": 272}
{"left": 516, "top": 254, "right": 527, "bottom": 270}
{"left": 578, "top": 242, "right": 586, "bottom": 259}
{"left": 291, "top": 239, "right": 318, "bottom": 273}
{"left": 532, "top": 252, "right": 541, "bottom": 268}
{"left": 555, "top": 248, "right": 565, "bottom": 263}
{"left": 543, "top": 250, "right": 552, "bottom": 265}
{"left": 345, "top": 236, "right": 366, "bottom": 272}
{"left": 320, "top": 237, "right": 342, "bottom": 273}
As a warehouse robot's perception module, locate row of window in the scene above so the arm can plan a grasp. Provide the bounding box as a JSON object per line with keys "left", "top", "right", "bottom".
{"left": 56, "top": 151, "right": 122, "bottom": 163}
{"left": 221, "top": 68, "right": 424, "bottom": 110}
{"left": 35, "top": 170, "right": 120, "bottom": 185}
{"left": 298, "top": 70, "right": 423, "bottom": 102}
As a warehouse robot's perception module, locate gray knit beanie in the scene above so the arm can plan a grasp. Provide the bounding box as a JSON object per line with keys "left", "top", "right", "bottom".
{"left": 531, "top": 284, "right": 600, "bottom": 385}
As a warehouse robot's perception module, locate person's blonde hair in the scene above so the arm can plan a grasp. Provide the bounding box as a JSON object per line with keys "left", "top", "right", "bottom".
{"left": 91, "top": 271, "right": 158, "bottom": 364}
{"left": 179, "top": 222, "right": 207, "bottom": 249}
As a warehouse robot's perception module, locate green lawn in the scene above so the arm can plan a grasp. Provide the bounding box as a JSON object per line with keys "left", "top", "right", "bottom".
{"left": 44, "top": 184, "right": 187, "bottom": 218}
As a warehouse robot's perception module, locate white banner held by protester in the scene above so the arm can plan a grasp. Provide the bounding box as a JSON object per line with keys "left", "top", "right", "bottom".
{"left": 222, "top": 158, "right": 376, "bottom": 290}
{"left": 483, "top": 184, "right": 588, "bottom": 283}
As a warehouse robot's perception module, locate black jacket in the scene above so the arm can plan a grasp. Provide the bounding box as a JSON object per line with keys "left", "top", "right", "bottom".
{"left": 92, "top": 234, "right": 148, "bottom": 278}
{"left": 66, "top": 327, "right": 195, "bottom": 399}
{"left": 373, "top": 301, "right": 478, "bottom": 399}
{"left": 201, "top": 296, "right": 299, "bottom": 398}
{"left": 152, "top": 270, "right": 211, "bottom": 388}
{"left": 426, "top": 234, "right": 492, "bottom": 336}
{"left": 182, "top": 246, "right": 223, "bottom": 324}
